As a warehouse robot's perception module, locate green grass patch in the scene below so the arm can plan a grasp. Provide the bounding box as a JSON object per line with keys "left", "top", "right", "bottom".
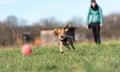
{"left": 0, "top": 42, "right": 120, "bottom": 72}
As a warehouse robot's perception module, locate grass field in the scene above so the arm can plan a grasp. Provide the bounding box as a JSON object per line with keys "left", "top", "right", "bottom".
{"left": 0, "top": 42, "right": 120, "bottom": 72}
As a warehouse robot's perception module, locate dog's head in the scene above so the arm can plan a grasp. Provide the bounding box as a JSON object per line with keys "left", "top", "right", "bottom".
{"left": 53, "top": 24, "right": 69, "bottom": 36}
{"left": 54, "top": 24, "right": 69, "bottom": 41}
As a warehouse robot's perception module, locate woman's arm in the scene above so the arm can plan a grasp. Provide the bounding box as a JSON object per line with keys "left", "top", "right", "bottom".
{"left": 86, "top": 8, "right": 91, "bottom": 25}
{"left": 99, "top": 7, "right": 103, "bottom": 25}
{"left": 84, "top": 8, "right": 91, "bottom": 30}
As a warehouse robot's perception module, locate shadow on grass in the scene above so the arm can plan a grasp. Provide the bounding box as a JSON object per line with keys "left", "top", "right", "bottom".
{"left": 45, "top": 65, "right": 57, "bottom": 70}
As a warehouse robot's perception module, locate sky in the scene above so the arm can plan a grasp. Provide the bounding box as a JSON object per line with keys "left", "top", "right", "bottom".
{"left": 0, "top": 0, "right": 120, "bottom": 25}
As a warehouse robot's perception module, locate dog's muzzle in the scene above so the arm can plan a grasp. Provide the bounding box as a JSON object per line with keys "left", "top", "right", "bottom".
{"left": 60, "top": 35, "right": 66, "bottom": 41}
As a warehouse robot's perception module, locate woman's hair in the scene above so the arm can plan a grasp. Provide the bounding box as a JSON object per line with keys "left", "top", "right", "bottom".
{"left": 91, "top": 0, "right": 96, "bottom": 3}
{"left": 91, "top": 2, "right": 99, "bottom": 11}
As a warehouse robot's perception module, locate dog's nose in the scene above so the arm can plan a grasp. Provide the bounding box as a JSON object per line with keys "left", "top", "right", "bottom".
{"left": 60, "top": 35, "right": 64, "bottom": 41}
{"left": 61, "top": 36, "right": 64, "bottom": 38}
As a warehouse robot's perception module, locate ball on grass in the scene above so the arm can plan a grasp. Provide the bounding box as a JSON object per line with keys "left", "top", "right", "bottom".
{"left": 21, "top": 44, "right": 32, "bottom": 56}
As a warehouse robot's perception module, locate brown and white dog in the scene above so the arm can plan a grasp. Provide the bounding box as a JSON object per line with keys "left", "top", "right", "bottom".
{"left": 53, "top": 25, "right": 75, "bottom": 53}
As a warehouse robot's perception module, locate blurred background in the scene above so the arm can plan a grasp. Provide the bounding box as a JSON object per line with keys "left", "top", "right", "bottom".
{"left": 0, "top": 0, "right": 120, "bottom": 46}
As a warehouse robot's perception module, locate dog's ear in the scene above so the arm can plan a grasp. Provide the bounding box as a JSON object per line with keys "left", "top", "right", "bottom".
{"left": 63, "top": 24, "right": 69, "bottom": 29}
{"left": 53, "top": 29, "right": 58, "bottom": 35}
{"left": 63, "top": 24, "right": 69, "bottom": 32}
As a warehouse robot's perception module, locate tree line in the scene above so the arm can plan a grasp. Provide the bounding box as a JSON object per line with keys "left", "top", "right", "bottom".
{"left": 0, "top": 14, "right": 120, "bottom": 46}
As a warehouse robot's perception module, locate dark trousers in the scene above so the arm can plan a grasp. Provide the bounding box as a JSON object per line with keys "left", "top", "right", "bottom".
{"left": 89, "top": 22, "right": 101, "bottom": 44}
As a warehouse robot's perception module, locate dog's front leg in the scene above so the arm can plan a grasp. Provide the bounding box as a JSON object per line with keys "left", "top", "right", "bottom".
{"left": 59, "top": 41, "right": 64, "bottom": 54}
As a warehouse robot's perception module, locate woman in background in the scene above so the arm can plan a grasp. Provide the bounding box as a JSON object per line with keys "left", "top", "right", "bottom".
{"left": 85, "top": 0, "right": 103, "bottom": 44}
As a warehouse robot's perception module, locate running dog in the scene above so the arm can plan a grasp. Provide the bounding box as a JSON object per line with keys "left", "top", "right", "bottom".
{"left": 53, "top": 25, "right": 75, "bottom": 53}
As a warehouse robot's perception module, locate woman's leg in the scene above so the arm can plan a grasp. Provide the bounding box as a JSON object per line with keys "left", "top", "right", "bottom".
{"left": 96, "top": 24, "right": 101, "bottom": 44}
{"left": 91, "top": 24, "right": 101, "bottom": 44}
{"left": 92, "top": 26, "right": 98, "bottom": 44}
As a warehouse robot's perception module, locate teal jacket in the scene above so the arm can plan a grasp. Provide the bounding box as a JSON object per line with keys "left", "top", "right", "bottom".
{"left": 86, "top": 6, "right": 103, "bottom": 25}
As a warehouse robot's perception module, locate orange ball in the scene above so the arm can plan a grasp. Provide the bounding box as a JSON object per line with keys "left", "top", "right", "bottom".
{"left": 21, "top": 44, "right": 32, "bottom": 56}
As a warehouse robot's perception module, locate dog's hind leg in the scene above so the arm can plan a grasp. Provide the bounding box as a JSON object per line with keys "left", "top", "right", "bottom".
{"left": 68, "top": 36, "right": 75, "bottom": 50}
{"left": 71, "top": 43, "right": 75, "bottom": 50}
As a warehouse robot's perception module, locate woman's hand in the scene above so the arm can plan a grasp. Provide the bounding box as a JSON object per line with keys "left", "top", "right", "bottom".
{"left": 100, "top": 24, "right": 103, "bottom": 28}
{"left": 84, "top": 25, "right": 89, "bottom": 30}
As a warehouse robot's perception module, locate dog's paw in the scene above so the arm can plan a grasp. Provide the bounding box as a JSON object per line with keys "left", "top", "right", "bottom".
{"left": 60, "top": 51, "right": 64, "bottom": 54}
